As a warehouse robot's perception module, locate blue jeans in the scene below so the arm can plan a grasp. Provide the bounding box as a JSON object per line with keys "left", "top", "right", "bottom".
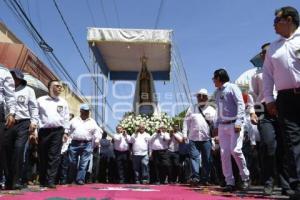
{"left": 189, "top": 140, "right": 212, "bottom": 182}
{"left": 68, "top": 141, "right": 92, "bottom": 183}
{"left": 132, "top": 155, "right": 149, "bottom": 182}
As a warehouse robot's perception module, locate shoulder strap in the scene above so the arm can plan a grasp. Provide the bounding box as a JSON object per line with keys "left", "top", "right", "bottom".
{"left": 198, "top": 106, "right": 212, "bottom": 127}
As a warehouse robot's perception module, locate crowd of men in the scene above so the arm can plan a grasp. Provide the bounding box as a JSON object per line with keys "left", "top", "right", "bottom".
{"left": 0, "top": 5, "right": 299, "bottom": 200}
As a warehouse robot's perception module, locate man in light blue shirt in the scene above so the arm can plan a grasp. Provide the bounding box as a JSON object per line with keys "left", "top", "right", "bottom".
{"left": 213, "top": 68, "right": 249, "bottom": 192}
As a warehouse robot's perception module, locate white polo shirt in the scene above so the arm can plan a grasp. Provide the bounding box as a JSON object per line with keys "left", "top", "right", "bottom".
{"left": 113, "top": 133, "right": 130, "bottom": 152}
{"left": 149, "top": 131, "right": 170, "bottom": 151}
{"left": 130, "top": 131, "right": 151, "bottom": 156}
{"left": 69, "top": 116, "right": 102, "bottom": 143}
{"left": 37, "top": 95, "right": 70, "bottom": 131}
{"left": 0, "top": 66, "right": 16, "bottom": 115}
{"left": 15, "top": 84, "right": 39, "bottom": 125}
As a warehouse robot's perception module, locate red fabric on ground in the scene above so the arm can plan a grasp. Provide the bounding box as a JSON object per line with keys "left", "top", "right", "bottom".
{"left": 0, "top": 184, "right": 270, "bottom": 200}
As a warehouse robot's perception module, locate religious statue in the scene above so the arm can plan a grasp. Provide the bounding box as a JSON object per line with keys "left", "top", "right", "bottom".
{"left": 133, "top": 56, "right": 158, "bottom": 115}
{"left": 139, "top": 57, "right": 152, "bottom": 103}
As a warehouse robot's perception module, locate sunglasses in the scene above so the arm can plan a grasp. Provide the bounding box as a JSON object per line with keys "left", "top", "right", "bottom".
{"left": 197, "top": 94, "right": 208, "bottom": 98}
{"left": 274, "top": 16, "right": 285, "bottom": 24}
{"left": 53, "top": 84, "right": 63, "bottom": 88}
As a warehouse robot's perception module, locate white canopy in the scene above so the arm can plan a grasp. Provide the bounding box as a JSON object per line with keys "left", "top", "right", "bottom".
{"left": 87, "top": 28, "right": 173, "bottom": 80}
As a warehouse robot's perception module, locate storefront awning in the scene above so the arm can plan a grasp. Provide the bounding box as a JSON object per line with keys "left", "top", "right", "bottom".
{"left": 24, "top": 73, "right": 48, "bottom": 97}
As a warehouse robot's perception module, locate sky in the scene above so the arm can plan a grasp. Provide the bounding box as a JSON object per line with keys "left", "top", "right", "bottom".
{"left": 0, "top": 0, "right": 299, "bottom": 129}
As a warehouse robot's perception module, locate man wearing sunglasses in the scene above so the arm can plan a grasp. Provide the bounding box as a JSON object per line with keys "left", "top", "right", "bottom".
{"left": 263, "top": 6, "right": 300, "bottom": 199}
{"left": 251, "top": 43, "right": 291, "bottom": 196}
{"left": 37, "top": 80, "right": 70, "bottom": 189}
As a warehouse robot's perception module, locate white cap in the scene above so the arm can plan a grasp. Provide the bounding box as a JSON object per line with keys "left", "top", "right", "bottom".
{"left": 194, "top": 88, "right": 208, "bottom": 96}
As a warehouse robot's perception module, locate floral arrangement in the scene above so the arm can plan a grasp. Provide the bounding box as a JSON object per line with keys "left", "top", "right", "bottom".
{"left": 119, "top": 112, "right": 173, "bottom": 135}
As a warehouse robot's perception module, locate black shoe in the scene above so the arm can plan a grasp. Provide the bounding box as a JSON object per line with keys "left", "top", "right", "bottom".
{"left": 12, "top": 183, "right": 24, "bottom": 190}
{"left": 281, "top": 188, "right": 295, "bottom": 196}
{"left": 223, "top": 185, "right": 235, "bottom": 192}
{"left": 289, "top": 190, "right": 300, "bottom": 200}
{"left": 47, "top": 183, "right": 56, "bottom": 189}
{"left": 240, "top": 180, "right": 250, "bottom": 191}
{"left": 60, "top": 180, "right": 67, "bottom": 185}
{"left": 200, "top": 181, "right": 211, "bottom": 186}
{"left": 263, "top": 185, "right": 273, "bottom": 195}
{"left": 188, "top": 178, "right": 199, "bottom": 186}
{"left": 4, "top": 185, "right": 13, "bottom": 190}
{"left": 76, "top": 180, "right": 85, "bottom": 185}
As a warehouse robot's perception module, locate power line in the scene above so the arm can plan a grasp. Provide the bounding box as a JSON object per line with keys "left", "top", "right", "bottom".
{"left": 100, "top": 0, "right": 109, "bottom": 27}
{"left": 52, "top": 0, "right": 90, "bottom": 73}
{"left": 173, "top": 40, "right": 192, "bottom": 103}
{"left": 52, "top": 0, "right": 114, "bottom": 113}
{"left": 8, "top": 0, "right": 53, "bottom": 52}
{"left": 86, "top": 0, "right": 96, "bottom": 27}
{"left": 112, "top": 0, "right": 120, "bottom": 27}
{"left": 35, "top": 0, "right": 44, "bottom": 35}
{"left": 4, "top": 0, "right": 89, "bottom": 102}
{"left": 154, "top": 0, "right": 164, "bottom": 29}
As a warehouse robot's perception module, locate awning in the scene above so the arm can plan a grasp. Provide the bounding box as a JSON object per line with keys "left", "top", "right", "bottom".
{"left": 24, "top": 73, "right": 48, "bottom": 97}
{"left": 87, "top": 28, "right": 172, "bottom": 80}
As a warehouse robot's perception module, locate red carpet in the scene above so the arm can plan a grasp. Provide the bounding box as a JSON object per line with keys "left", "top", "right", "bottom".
{"left": 0, "top": 184, "right": 275, "bottom": 200}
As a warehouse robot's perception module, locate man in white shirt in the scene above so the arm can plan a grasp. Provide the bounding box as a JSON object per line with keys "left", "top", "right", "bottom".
{"left": 251, "top": 43, "right": 291, "bottom": 195}
{"left": 2, "top": 69, "right": 38, "bottom": 190}
{"left": 213, "top": 69, "right": 250, "bottom": 192}
{"left": 183, "top": 88, "right": 216, "bottom": 186}
{"left": 0, "top": 65, "right": 15, "bottom": 127}
{"left": 149, "top": 124, "right": 170, "bottom": 184}
{"left": 113, "top": 125, "right": 130, "bottom": 183}
{"left": 167, "top": 125, "right": 183, "bottom": 184}
{"left": 37, "top": 80, "right": 70, "bottom": 188}
{"left": 129, "top": 123, "right": 151, "bottom": 184}
{"left": 0, "top": 65, "right": 16, "bottom": 182}
{"left": 68, "top": 104, "right": 102, "bottom": 185}
{"left": 263, "top": 6, "right": 300, "bottom": 199}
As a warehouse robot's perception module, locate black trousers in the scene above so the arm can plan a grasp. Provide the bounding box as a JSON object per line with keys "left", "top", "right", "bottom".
{"left": 178, "top": 154, "right": 191, "bottom": 183}
{"left": 22, "top": 141, "right": 39, "bottom": 184}
{"left": 89, "top": 148, "right": 100, "bottom": 183}
{"left": 3, "top": 119, "right": 30, "bottom": 187}
{"left": 152, "top": 149, "right": 169, "bottom": 183}
{"left": 98, "top": 153, "right": 116, "bottom": 183}
{"left": 114, "top": 150, "right": 130, "bottom": 183}
{"left": 56, "top": 151, "right": 69, "bottom": 184}
{"left": 0, "top": 121, "right": 5, "bottom": 177}
{"left": 277, "top": 91, "right": 300, "bottom": 191}
{"left": 255, "top": 103, "right": 290, "bottom": 189}
{"left": 258, "top": 116, "right": 277, "bottom": 186}
{"left": 38, "top": 127, "right": 64, "bottom": 185}
{"left": 167, "top": 151, "right": 180, "bottom": 183}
